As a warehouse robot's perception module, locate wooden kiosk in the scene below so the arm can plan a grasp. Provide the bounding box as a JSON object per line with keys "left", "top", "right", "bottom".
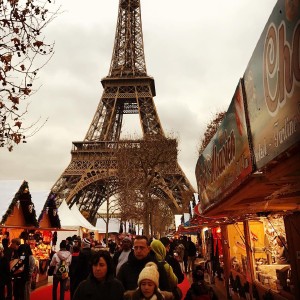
{"left": 0, "top": 181, "right": 44, "bottom": 287}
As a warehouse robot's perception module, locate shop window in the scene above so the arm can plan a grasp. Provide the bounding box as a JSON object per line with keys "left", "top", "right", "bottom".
{"left": 249, "top": 216, "right": 291, "bottom": 293}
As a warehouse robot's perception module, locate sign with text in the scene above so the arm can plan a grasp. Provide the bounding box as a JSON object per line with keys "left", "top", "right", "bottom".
{"left": 244, "top": 0, "right": 300, "bottom": 169}
{"left": 195, "top": 81, "right": 253, "bottom": 212}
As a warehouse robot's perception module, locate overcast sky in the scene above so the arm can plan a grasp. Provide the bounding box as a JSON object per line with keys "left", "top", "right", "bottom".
{"left": 0, "top": 0, "right": 277, "bottom": 211}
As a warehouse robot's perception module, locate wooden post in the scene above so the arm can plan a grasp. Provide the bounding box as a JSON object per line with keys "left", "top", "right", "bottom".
{"left": 244, "top": 220, "right": 255, "bottom": 300}
{"left": 284, "top": 212, "right": 300, "bottom": 299}
{"left": 221, "top": 225, "right": 232, "bottom": 299}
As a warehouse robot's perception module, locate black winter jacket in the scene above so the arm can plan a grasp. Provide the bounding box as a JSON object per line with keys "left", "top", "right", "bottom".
{"left": 73, "top": 248, "right": 93, "bottom": 287}
{"left": 73, "top": 274, "right": 124, "bottom": 300}
{"left": 117, "top": 252, "right": 171, "bottom": 291}
{"left": 165, "top": 254, "right": 184, "bottom": 284}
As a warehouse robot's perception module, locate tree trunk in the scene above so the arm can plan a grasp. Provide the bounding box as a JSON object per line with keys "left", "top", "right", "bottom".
{"left": 105, "top": 197, "right": 109, "bottom": 244}
{"left": 143, "top": 195, "right": 150, "bottom": 237}
{"left": 150, "top": 211, "right": 153, "bottom": 237}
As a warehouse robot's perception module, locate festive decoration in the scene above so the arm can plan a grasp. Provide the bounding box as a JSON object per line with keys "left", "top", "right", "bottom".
{"left": 1, "top": 180, "right": 39, "bottom": 227}
{"left": 38, "top": 192, "right": 61, "bottom": 228}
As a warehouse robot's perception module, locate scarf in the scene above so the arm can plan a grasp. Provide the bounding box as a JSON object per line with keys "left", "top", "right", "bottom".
{"left": 141, "top": 295, "right": 158, "bottom": 300}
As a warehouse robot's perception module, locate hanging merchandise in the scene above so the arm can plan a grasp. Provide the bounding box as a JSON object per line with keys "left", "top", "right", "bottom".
{"left": 249, "top": 215, "right": 291, "bottom": 293}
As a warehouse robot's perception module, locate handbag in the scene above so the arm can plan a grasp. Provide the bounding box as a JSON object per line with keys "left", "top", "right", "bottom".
{"left": 47, "top": 265, "right": 55, "bottom": 276}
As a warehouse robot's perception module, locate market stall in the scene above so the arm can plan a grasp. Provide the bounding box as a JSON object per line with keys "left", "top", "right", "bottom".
{"left": 195, "top": 2, "right": 299, "bottom": 299}
{"left": 0, "top": 181, "right": 43, "bottom": 288}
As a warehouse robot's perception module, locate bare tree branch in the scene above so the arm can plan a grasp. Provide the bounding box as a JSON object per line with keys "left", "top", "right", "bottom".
{"left": 198, "top": 111, "right": 226, "bottom": 154}
{"left": 0, "top": 0, "right": 61, "bottom": 151}
{"left": 115, "top": 135, "right": 178, "bottom": 237}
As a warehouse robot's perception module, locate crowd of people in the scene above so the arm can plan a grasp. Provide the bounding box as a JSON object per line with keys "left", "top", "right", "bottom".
{"left": 0, "top": 234, "right": 218, "bottom": 300}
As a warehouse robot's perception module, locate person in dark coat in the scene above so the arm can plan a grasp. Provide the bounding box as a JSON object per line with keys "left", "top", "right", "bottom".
{"left": 187, "top": 237, "right": 197, "bottom": 272}
{"left": 69, "top": 244, "right": 80, "bottom": 300}
{"left": 0, "top": 244, "right": 10, "bottom": 300}
{"left": 72, "top": 238, "right": 93, "bottom": 294}
{"left": 1, "top": 239, "right": 12, "bottom": 300}
{"left": 73, "top": 250, "right": 124, "bottom": 300}
{"left": 11, "top": 243, "right": 32, "bottom": 300}
{"left": 117, "top": 235, "right": 171, "bottom": 292}
{"left": 184, "top": 268, "right": 218, "bottom": 300}
{"left": 3, "top": 238, "right": 19, "bottom": 300}
{"left": 160, "top": 237, "right": 184, "bottom": 284}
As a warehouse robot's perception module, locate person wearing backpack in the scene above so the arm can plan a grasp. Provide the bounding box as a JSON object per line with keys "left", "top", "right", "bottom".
{"left": 150, "top": 239, "right": 181, "bottom": 300}
{"left": 49, "top": 240, "right": 72, "bottom": 300}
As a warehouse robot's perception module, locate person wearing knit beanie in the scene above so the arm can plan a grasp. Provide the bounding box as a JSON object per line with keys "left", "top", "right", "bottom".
{"left": 138, "top": 262, "right": 159, "bottom": 288}
{"left": 124, "top": 262, "right": 174, "bottom": 300}
{"left": 82, "top": 237, "right": 91, "bottom": 248}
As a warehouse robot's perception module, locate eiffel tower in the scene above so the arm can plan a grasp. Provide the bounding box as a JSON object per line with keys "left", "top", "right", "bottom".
{"left": 46, "top": 0, "right": 195, "bottom": 224}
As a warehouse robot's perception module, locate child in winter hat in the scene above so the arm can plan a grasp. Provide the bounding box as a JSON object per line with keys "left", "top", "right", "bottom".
{"left": 124, "top": 262, "right": 174, "bottom": 300}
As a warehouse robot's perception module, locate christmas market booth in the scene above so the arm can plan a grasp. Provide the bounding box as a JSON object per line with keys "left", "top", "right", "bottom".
{"left": 195, "top": 2, "right": 300, "bottom": 299}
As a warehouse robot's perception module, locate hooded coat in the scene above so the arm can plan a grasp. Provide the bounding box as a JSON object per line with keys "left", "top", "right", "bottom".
{"left": 150, "top": 240, "right": 178, "bottom": 290}
{"left": 50, "top": 249, "right": 72, "bottom": 275}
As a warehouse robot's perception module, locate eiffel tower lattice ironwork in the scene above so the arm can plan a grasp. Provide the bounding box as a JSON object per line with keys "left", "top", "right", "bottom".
{"left": 46, "top": 0, "right": 195, "bottom": 224}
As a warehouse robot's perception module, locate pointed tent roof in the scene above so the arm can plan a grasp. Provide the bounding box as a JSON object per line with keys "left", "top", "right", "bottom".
{"left": 1, "top": 180, "right": 39, "bottom": 227}
{"left": 57, "top": 200, "right": 91, "bottom": 229}
{"left": 70, "top": 204, "right": 98, "bottom": 231}
{"left": 38, "top": 192, "right": 61, "bottom": 229}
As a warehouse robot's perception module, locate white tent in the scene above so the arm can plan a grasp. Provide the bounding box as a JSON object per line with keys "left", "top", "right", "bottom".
{"left": 55, "top": 200, "right": 98, "bottom": 249}
{"left": 58, "top": 200, "right": 84, "bottom": 229}
{"left": 70, "top": 204, "right": 98, "bottom": 231}
{"left": 55, "top": 200, "right": 83, "bottom": 245}
{"left": 96, "top": 218, "right": 120, "bottom": 233}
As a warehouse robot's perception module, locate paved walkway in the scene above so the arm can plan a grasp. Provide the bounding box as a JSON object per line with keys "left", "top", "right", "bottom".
{"left": 192, "top": 258, "right": 232, "bottom": 300}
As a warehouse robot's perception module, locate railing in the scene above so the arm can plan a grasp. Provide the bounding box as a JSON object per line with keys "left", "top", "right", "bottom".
{"left": 71, "top": 140, "right": 143, "bottom": 153}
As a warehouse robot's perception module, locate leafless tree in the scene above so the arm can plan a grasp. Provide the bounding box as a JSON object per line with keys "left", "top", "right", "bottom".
{"left": 97, "top": 195, "right": 120, "bottom": 244}
{"left": 151, "top": 197, "right": 174, "bottom": 237}
{"left": 0, "top": 0, "right": 60, "bottom": 151}
{"left": 116, "top": 135, "right": 178, "bottom": 237}
{"left": 198, "top": 111, "right": 226, "bottom": 154}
